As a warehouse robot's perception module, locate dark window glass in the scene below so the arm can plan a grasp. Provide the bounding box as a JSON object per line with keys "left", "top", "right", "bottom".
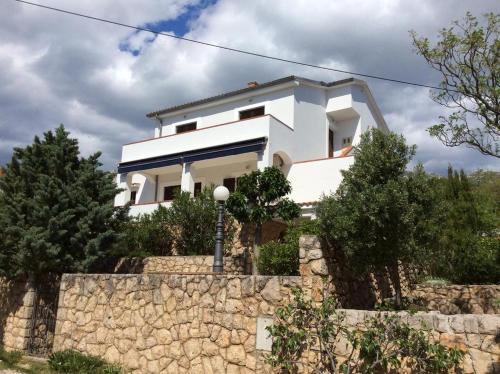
{"left": 176, "top": 122, "right": 197, "bottom": 134}
{"left": 163, "top": 185, "right": 181, "bottom": 201}
{"left": 130, "top": 190, "right": 137, "bottom": 204}
{"left": 329, "top": 129, "right": 334, "bottom": 158}
{"left": 223, "top": 177, "right": 236, "bottom": 193}
{"left": 239, "top": 106, "right": 264, "bottom": 120}
{"left": 194, "top": 182, "right": 202, "bottom": 197}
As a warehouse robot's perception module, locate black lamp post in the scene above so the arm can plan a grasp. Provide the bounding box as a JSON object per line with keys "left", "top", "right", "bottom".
{"left": 213, "top": 185, "right": 230, "bottom": 273}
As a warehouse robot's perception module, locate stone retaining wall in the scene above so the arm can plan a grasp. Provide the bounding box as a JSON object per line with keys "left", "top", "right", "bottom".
{"left": 0, "top": 279, "right": 35, "bottom": 351}
{"left": 339, "top": 309, "right": 499, "bottom": 374}
{"left": 114, "top": 256, "right": 246, "bottom": 275}
{"left": 410, "top": 285, "right": 500, "bottom": 314}
{"left": 53, "top": 273, "right": 499, "bottom": 374}
{"left": 299, "top": 235, "right": 500, "bottom": 314}
{"left": 53, "top": 273, "right": 321, "bottom": 374}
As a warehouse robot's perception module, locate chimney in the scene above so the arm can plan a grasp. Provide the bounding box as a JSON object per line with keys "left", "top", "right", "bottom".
{"left": 247, "top": 81, "right": 258, "bottom": 88}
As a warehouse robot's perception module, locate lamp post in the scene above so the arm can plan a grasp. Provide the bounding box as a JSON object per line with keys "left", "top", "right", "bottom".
{"left": 213, "top": 185, "right": 230, "bottom": 273}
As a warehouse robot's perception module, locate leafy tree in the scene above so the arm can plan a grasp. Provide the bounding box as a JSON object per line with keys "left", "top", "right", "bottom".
{"left": 120, "top": 205, "right": 174, "bottom": 257}
{"left": 411, "top": 12, "right": 500, "bottom": 157}
{"left": 258, "top": 220, "right": 319, "bottom": 276}
{"left": 316, "top": 129, "right": 430, "bottom": 308}
{"left": 468, "top": 169, "right": 500, "bottom": 231}
{"left": 170, "top": 187, "right": 236, "bottom": 255}
{"left": 226, "top": 166, "right": 301, "bottom": 274}
{"left": 0, "top": 126, "right": 128, "bottom": 281}
{"left": 424, "top": 166, "right": 500, "bottom": 284}
{"left": 266, "top": 287, "right": 464, "bottom": 373}
{"left": 119, "top": 187, "right": 236, "bottom": 257}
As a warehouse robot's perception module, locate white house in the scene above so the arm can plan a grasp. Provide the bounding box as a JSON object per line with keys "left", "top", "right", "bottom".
{"left": 114, "top": 76, "right": 388, "bottom": 217}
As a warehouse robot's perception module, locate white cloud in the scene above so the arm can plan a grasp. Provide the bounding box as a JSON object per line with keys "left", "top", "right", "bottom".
{"left": 0, "top": 0, "right": 498, "bottom": 174}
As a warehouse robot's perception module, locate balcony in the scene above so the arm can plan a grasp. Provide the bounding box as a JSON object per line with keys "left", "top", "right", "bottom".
{"left": 115, "top": 115, "right": 295, "bottom": 212}
{"left": 119, "top": 115, "right": 293, "bottom": 171}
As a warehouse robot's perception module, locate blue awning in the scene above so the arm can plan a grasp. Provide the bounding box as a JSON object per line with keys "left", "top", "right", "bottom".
{"left": 117, "top": 137, "right": 267, "bottom": 174}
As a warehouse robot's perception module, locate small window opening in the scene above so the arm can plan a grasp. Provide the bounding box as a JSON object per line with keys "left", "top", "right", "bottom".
{"left": 342, "top": 137, "right": 352, "bottom": 146}
{"left": 239, "top": 106, "right": 264, "bottom": 120}
{"left": 176, "top": 122, "right": 197, "bottom": 134}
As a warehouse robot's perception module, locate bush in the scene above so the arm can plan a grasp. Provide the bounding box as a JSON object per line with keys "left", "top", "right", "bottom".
{"left": 170, "top": 188, "right": 236, "bottom": 255}
{"left": 0, "top": 348, "right": 22, "bottom": 366}
{"left": 119, "top": 187, "right": 236, "bottom": 257}
{"left": 48, "top": 350, "right": 123, "bottom": 374}
{"left": 258, "top": 241, "right": 298, "bottom": 276}
{"left": 448, "top": 236, "right": 500, "bottom": 284}
{"left": 257, "top": 220, "right": 319, "bottom": 276}
{"left": 121, "top": 205, "right": 174, "bottom": 257}
{"left": 266, "top": 288, "right": 464, "bottom": 373}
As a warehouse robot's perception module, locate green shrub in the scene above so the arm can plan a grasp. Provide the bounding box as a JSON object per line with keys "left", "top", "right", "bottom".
{"left": 170, "top": 187, "right": 236, "bottom": 255}
{"left": 119, "top": 187, "right": 236, "bottom": 257}
{"left": 121, "top": 205, "right": 174, "bottom": 257}
{"left": 266, "top": 288, "right": 464, "bottom": 373}
{"left": 48, "top": 350, "right": 122, "bottom": 374}
{"left": 258, "top": 240, "right": 298, "bottom": 276}
{"left": 257, "top": 220, "right": 318, "bottom": 275}
{"left": 0, "top": 348, "right": 22, "bottom": 366}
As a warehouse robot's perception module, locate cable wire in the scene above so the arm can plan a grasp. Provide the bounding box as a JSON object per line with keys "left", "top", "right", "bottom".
{"left": 12, "top": 0, "right": 449, "bottom": 91}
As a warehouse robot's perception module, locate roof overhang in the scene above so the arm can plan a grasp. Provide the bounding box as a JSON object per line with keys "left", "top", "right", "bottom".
{"left": 117, "top": 137, "right": 267, "bottom": 174}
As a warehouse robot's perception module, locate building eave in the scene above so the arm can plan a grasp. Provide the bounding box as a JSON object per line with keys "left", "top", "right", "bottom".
{"left": 146, "top": 76, "right": 357, "bottom": 119}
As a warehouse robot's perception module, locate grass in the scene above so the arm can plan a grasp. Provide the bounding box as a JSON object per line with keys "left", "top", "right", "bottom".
{"left": 0, "top": 349, "right": 123, "bottom": 374}
{"left": 0, "top": 349, "right": 52, "bottom": 373}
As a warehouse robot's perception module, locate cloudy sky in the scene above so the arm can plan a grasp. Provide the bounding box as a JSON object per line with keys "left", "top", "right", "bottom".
{"left": 1, "top": 0, "right": 499, "bottom": 174}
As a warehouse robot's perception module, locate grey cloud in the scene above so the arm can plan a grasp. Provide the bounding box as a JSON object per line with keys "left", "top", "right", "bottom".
{"left": 0, "top": 0, "right": 498, "bottom": 175}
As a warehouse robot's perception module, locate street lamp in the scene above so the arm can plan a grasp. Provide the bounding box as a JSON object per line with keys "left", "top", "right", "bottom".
{"left": 213, "top": 186, "right": 230, "bottom": 273}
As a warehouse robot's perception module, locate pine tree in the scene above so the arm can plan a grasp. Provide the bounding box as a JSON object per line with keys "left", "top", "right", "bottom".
{"left": 0, "top": 126, "right": 129, "bottom": 281}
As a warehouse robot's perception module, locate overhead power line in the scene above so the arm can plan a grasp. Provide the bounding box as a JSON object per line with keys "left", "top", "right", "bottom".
{"left": 13, "top": 0, "right": 447, "bottom": 91}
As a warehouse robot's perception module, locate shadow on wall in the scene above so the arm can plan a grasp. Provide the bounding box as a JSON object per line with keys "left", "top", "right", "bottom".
{"left": 321, "top": 240, "right": 416, "bottom": 309}
{"left": 0, "top": 279, "right": 28, "bottom": 349}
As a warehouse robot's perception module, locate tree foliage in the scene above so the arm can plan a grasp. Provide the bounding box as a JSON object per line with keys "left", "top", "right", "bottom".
{"left": 120, "top": 187, "right": 236, "bottom": 257}
{"left": 421, "top": 166, "right": 500, "bottom": 284}
{"left": 226, "top": 166, "right": 300, "bottom": 273}
{"left": 316, "top": 129, "right": 431, "bottom": 308}
{"left": 0, "top": 126, "right": 128, "bottom": 280}
{"left": 411, "top": 12, "right": 500, "bottom": 157}
{"left": 266, "top": 288, "right": 464, "bottom": 374}
{"left": 120, "top": 205, "right": 174, "bottom": 257}
{"left": 170, "top": 188, "right": 236, "bottom": 255}
{"left": 257, "top": 221, "right": 318, "bottom": 276}
{"left": 226, "top": 166, "right": 301, "bottom": 228}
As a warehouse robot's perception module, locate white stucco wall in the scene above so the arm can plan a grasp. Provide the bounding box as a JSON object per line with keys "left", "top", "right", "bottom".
{"left": 287, "top": 157, "right": 355, "bottom": 203}
{"left": 122, "top": 115, "right": 275, "bottom": 163}
{"left": 158, "top": 87, "right": 295, "bottom": 136}
{"left": 292, "top": 85, "right": 329, "bottom": 162}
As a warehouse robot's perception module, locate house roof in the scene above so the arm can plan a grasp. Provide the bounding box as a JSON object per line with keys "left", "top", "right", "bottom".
{"left": 146, "top": 76, "right": 356, "bottom": 118}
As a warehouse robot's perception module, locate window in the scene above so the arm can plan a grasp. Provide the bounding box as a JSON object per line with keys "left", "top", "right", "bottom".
{"left": 329, "top": 129, "right": 334, "bottom": 158}
{"left": 223, "top": 177, "right": 236, "bottom": 193}
{"left": 239, "top": 106, "right": 264, "bottom": 120}
{"left": 194, "top": 182, "right": 202, "bottom": 197}
{"left": 176, "top": 122, "right": 197, "bottom": 134}
{"left": 130, "top": 190, "right": 137, "bottom": 204}
{"left": 342, "top": 137, "right": 352, "bottom": 146}
{"left": 163, "top": 185, "right": 181, "bottom": 201}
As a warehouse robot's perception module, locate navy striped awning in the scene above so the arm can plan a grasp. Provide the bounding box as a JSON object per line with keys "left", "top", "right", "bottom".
{"left": 117, "top": 137, "right": 267, "bottom": 174}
